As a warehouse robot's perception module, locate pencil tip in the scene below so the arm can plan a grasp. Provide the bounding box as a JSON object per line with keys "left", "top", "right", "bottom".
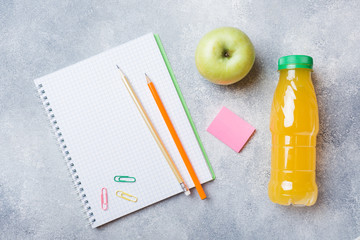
{"left": 116, "top": 65, "right": 125, "bottom": 78}
{"left": 145, "top": 73, "right": 151, "bottom": 84}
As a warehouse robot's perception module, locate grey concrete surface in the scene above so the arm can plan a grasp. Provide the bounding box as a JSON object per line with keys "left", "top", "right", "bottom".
{"left": 1, "top": 0, "right": 359, "bottom": 239}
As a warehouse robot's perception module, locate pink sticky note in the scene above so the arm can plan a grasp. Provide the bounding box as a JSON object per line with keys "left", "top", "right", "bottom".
{"left": 207, "top": 107, "right": 255, "bottom": 152}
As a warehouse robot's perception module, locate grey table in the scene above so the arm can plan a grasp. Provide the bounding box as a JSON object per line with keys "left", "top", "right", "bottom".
{"left": 1, "top": 1, "right": 359, "bottom": 239}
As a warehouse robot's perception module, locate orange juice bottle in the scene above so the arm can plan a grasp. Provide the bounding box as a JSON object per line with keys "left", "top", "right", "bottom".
{"left": 268, "top": 55, "right": 319, "bottom": 206}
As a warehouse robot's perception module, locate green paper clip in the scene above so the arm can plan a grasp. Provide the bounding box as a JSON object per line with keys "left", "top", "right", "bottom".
{"left": 114, "top": 176, "right": 136, "bottom": 183}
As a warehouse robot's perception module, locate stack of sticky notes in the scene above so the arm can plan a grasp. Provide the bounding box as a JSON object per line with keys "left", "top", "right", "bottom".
{"left": 207, "top": 107, "right": 255, "bottom": 152}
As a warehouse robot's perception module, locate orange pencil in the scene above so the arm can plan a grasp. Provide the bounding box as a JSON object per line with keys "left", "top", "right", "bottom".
{"left": 146, "top": 74, "right": 207, "bottom": 200}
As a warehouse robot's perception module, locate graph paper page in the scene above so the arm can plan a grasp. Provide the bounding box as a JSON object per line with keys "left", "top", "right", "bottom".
{"left": 34, "top": 33, "right": 213, "bottom": 228}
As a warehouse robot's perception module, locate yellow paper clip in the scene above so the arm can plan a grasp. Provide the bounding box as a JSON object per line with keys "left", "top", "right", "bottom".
{"left": 116, "top": 191, "right": 138, "bottom": 202}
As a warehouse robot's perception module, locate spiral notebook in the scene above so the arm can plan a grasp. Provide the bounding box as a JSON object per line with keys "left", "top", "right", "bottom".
{"left": 34, "top": 33, "right": 215, "bottom": 228}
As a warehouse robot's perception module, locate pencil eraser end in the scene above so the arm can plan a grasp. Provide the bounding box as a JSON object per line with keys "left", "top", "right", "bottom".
{"left": 185, "top": 190, "right": 191, "bottom": 196}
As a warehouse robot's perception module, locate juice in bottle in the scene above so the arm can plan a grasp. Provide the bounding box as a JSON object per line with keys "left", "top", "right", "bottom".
{"left": 268, "top": 55, "right": 319, "bottom": 206}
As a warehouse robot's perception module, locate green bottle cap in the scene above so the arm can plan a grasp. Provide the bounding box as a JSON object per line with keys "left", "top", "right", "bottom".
{"left": 278, "top": 55, "right": 313, "bottom": 70}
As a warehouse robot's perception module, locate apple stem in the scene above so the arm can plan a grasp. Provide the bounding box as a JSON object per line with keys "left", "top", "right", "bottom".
{"left": 223, "top": 50, "right": 230, "bottom": 58}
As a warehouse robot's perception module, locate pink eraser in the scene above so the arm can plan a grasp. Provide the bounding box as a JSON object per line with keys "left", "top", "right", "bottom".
{"left": 207, "top": 107, "right": 255, "bottom": 152}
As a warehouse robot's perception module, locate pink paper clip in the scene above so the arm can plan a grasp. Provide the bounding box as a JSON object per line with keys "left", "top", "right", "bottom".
{"left": 101, "top": 187, "right": 108, "bottom": 210}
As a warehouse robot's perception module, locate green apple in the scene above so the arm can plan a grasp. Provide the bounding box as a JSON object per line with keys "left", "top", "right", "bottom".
{"left": 195, "top": 27, "right": 255, "bottom": 85}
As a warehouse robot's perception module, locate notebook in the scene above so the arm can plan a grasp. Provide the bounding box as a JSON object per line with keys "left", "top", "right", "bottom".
{"left": 34, "top": 33, "right": 215, "bottom": 228}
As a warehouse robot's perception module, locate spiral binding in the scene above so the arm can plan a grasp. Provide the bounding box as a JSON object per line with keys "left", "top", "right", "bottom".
{"left": 37, "top": 83, "right": 96, "bottom": 226}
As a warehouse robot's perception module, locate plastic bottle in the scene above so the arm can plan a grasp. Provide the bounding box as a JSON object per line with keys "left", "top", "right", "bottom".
{"left": 268, "top": 55, "right": 319, "bottom": 206}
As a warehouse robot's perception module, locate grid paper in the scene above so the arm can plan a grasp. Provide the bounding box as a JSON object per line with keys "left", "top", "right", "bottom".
{"left": 34, "top": 33, "right": 213, "bottom": 228}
